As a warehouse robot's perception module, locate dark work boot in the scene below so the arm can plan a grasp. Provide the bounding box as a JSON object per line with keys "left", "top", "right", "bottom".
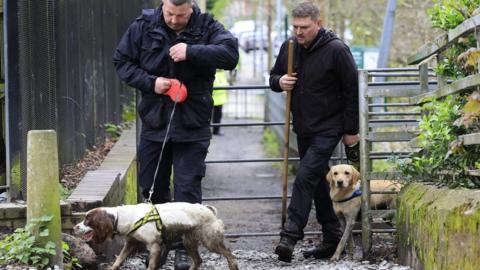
{"left": 304, "top": 221, "right": 342, "bottom": 259}
{"left": 275, "top": 221, "right": 302, "bottom": 262}
{"left": 174, "top": 247, "right": 190, "bottom": 270}
{"left": 275, "top": 235, "right": 297, "bottom": 262}
{"left": 302, "top": 241, "right": 339, "bottom": 259}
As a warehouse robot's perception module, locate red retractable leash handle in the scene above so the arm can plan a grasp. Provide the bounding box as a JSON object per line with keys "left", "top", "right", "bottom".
{"left": 164, "top": 79, "right": 187, "bottom": 103}
{"left": 147, "top": 78, "right": 187, "bottom": 202}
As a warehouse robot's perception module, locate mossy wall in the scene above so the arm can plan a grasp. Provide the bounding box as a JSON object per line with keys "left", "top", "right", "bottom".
{"left": 10, "top": 155, "right": 22, "bottom": 200}
{"left": 397, "top": 183, "right": 480, "bottom": 270}
{"left": 123, "top": 161, "right": 137, "bottom": 205}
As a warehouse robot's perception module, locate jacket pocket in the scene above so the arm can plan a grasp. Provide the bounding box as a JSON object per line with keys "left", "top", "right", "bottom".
{"left": 180, "top": 93, "right": 213, "bottom": 129}
{"left": 138, "top": 96, "right": 169, "bottom": 129}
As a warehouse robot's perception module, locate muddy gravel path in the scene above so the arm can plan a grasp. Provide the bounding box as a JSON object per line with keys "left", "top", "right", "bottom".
{"left": 115, "top": 50, "right": 411, "bottom": 269}
{"left": 112, "top": 119, "right": 410, "bottom": 270}
{"left": 204, "top": 120, "right": 287, "bottom": 253}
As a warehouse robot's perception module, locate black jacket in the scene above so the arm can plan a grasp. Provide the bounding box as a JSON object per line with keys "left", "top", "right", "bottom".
{"left": 113, "top": 5, "right": 239, "bottom": 142}
{"left": 270, "top": 28, "right": 358, "bottom": 137}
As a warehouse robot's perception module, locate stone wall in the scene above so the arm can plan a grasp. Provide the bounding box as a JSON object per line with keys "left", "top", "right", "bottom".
{"left": 397, "top": 183, "right": 480, "bottom": 270}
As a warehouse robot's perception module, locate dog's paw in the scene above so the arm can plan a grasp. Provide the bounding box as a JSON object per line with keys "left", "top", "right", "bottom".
{"left": 330, "top": 253, "right": 341, "bottom": 261}
{"left": 109, "top": 264, "right": 120, "bottom": 270}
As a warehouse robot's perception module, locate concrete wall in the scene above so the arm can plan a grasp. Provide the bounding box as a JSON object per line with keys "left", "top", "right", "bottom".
{"left": 67, "top": 128, "right": 137, "bottom": 212}
{"left": 397, "top": 183, "right": 480, "bottom": 270}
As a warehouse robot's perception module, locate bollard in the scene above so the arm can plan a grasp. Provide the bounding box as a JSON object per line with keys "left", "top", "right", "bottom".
{"left": 26, "top": 130, "right": 63, "bottom": 268}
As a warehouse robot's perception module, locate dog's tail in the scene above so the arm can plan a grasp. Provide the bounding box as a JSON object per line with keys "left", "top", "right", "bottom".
{"left": 205, "top": 205, "right": 217, "bottom": 216}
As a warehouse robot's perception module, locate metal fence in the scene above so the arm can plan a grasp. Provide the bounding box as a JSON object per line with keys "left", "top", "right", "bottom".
{"left": 4, "top": 0, "right": 159, "bottom": 200}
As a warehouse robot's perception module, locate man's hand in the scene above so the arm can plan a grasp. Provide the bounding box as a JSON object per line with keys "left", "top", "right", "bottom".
{"left": 342, "top": 134, "right": 359, "bottom": 146}
{"left": 154, "top": 77, "right": 172, "bottom": 94}
{"left": 164, "top": 79, "right": 187, "bottom": 103}
{"left": 279, "top": 73, "right": 297, "bottom": 91}
{"left": 169, "top": 43, "right": 187, "bottom": 62}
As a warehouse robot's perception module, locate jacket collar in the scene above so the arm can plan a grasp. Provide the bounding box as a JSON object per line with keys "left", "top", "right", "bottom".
{"left": 150, "top": 3, "right": 204, "bottom": 37}
{"left": 301, "top": 28, "right": 339, "bottom": 52}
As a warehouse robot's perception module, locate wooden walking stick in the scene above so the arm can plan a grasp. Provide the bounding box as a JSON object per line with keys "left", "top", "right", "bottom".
{"left": 281, "top": 40, "right": 294, "bottom": 228}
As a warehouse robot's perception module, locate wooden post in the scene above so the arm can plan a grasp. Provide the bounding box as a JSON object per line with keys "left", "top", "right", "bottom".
{"left": 436, "top": 54, "right": 446, "bottom": 89}
{"left": 27, "top": 130, "right": 63, "bottom": 268}
{"left": 281, "top": 40, "right": 294, "bottom": 228}
{"left": 419, "top": 63, "right": 429, "bottom": 93}
{"left": 358, "top": 71, "right": 372, "bottom": 257}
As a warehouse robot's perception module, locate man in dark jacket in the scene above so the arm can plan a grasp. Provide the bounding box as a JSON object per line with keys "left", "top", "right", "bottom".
{"left": 113, "top": 0, "right": 238, "bottom": 269}
{"left": 269, "top": 2, "right": 359, "bottom": 262}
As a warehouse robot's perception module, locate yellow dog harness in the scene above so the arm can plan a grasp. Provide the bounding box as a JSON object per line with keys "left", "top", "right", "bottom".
{"left": 128, "top": 204, "right": 163, "bottom": 235}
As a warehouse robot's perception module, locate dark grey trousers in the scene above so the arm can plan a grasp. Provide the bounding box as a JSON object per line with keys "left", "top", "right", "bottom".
{"left": 138, "top": 138, "right": 210, "bottom": 204}
{"left": 281, "top": 133, "right": 342, "bottom": 243}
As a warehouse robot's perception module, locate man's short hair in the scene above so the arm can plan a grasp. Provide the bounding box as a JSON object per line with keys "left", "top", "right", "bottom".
{"left": 292, "top": 2, "right": 320, "bottom": 21}
{"left": 165, "top": 0, "right": 193, "bottom": 6}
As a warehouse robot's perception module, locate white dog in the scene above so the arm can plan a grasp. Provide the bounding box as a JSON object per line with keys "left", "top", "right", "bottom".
{"left": 73, "top": 202, "right": 238, "bottom": 270}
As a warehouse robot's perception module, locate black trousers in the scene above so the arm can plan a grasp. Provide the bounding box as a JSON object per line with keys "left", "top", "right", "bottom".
{"left": 282, "top": 133, "right": 342, "bottom": 243}
{"left": 212, "top": 105, "right": 223, "bottom": 134}
{"left": 137, "top": 138, "right": 210, "bottom": 204}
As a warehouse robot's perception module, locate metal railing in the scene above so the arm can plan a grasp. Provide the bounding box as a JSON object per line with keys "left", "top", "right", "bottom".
{"left": 358, "top": 67, "right": 438, "bottom": 255}
{"left": 204, "top": 84, "right": 349, "bottom": 238}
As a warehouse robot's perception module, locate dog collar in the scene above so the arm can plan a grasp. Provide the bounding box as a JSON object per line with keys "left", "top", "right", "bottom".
{"left": 128, "top": 204, "right": 163, "bottom": 235}
{"left": 334, "top": 188, "right": 362, "bottom": 203}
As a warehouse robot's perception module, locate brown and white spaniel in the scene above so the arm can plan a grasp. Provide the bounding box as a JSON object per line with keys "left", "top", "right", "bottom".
{"left": 74, "top": 202, "right": 238, "bottom": 270}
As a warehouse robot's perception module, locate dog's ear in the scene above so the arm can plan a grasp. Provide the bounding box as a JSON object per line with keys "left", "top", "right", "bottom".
{"left": 351, "top": 166, "right": 360, "bottom": 185}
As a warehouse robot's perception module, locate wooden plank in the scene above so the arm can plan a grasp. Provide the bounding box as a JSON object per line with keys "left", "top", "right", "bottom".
{"left": 408, "top": 14, "right": 480, "bottom": 65}
{"left": 409, "top": 136, "right": 421, "bottom": 148}
{"left": 448, "top": 15, "right": 480, "bottom": 43}
{"left": 468, "top": 170, "right": 480, "bottom": 177}
{"left": 436, "top": 170, "right": 480, "bottom": 177}
{"left": 460, "top": 132, "right": 480, "bottom": 145}
{"left": 408, "top": 34, "right": 448, "bottom": 65}
{"left": 410, "top": 74, "right": 480, "bottom": 104}
{"left": 367, "top": 132, "right": 417, "bottom": 142}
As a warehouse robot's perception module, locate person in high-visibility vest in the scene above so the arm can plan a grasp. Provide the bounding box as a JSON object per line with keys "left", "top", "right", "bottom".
{"left": 212, "top": 70, "right": 228, "bottom": 135}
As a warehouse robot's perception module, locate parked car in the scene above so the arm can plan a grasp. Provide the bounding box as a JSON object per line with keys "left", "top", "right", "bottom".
{"left": 272, "top": 29, "right": 292, "bottom": 57}
{"left": 230, "top": 20, "right": 255, "bottom": 39}
{"left": 240, "top": 31, "right": 268, "bottom": 52}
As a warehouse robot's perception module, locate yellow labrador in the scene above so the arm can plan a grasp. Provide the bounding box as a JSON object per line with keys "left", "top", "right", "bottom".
{"left": 326, "top": 164, "right": 400, "bottom": 260}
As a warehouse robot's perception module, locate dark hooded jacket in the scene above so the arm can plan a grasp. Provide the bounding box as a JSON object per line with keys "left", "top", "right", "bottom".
{"left": 269, "top": 28, "right": 358, "bottom": 137}
{"left": 113, "top": 5, "right": 239, "bottom": 142}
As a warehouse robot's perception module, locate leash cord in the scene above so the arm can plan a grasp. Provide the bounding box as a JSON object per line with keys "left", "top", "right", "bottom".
{"left": 146, "top": 84, "right": 183, "bottom": 203}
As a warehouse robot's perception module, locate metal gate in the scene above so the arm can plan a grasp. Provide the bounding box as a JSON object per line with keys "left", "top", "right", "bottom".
{"left": 206, "top": 84, "right": 351, "bottom": 240}
{"left": 358, "top": 67, "right": 437, "bottom": 254}
{"left": 210, "top": 68, "right": 433, "bottom": 256}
